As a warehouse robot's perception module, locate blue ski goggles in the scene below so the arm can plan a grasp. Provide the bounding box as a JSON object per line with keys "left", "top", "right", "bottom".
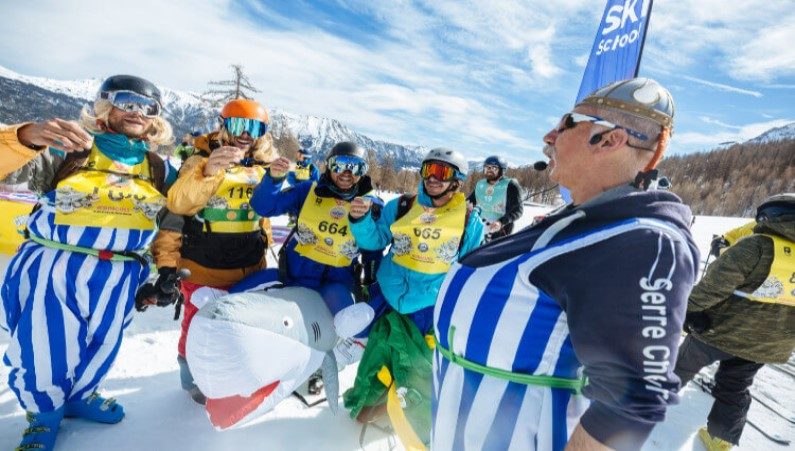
{"left": 100, "top": 90, "right": 162, "bottom": 117}
{"left": 223, "top": 117, "right": 269, "bottom": 139}
{"left": 327, "top": 155, "right": 368, "bottom": 176}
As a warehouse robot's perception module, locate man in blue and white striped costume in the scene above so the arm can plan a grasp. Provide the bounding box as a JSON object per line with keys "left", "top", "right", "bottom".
{"left": 432, "top": 78, "right": 700, "bottom": 451}
{"left": 1, "top": 75, "right": 176, "bottom": 451}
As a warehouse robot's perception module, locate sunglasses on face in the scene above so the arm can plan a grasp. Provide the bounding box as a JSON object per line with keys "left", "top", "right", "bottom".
{"left": 328, "top": 155, "right": 368, "bottom": 176}
{"left": 223, "top": 117, "right": 269, "bottom": 139}
{"left": 100, "top": 90, "right": 161, "bottom": 117}
{"left": 420, "top": 161, "right": 458, "bottom": 181}
{"left": 557, "top": 112, "right": 649, "bottom": 141}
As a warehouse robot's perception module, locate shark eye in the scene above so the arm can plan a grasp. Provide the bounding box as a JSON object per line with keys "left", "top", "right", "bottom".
{"left": 282, "top": 317, "right": 293, "bottom": 329}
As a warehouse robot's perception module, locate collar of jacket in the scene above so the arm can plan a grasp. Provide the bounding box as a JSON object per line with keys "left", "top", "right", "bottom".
{"left": 315, "top": 174, "right": 373, "bottom": 200}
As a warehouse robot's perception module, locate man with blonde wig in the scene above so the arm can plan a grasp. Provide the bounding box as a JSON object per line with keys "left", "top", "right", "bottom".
{"left": 431, "top": 78, "right": 700, "bottom": 451}
{"left": 1, "top": 75, "right": 175, "bottom": 451}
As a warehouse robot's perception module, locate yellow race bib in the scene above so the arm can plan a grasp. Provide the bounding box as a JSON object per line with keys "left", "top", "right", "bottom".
{"left": 54, "top": 146, "right": 164, "bottom": 230}
{"left": 200, "top": 165, "right": 266, "bottom": 233}
{"left": 294, "top": 183, "right": 358, "bottom": 267}
{"left": 390, "top": 193, "right": 466, "bottom": 274}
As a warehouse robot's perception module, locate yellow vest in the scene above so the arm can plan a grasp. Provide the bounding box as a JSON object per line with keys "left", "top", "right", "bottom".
{"left": 390, "top": 192, "right": 467, "bottom": 274}
{"left": 199, "top": 165, "right": 266, "bottom": 233}
{"left": 294, "top": 183, "right": 358, "bottom": 267}
{"left": 734, "top": 234, "right": 795, "bottom": 307}
{"left": 54, "top": 146, "right": 164, "bottom": 230}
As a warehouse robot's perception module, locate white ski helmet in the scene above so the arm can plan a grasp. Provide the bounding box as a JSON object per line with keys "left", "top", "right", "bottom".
{"left": 422, "top": 147, "right": 468, "bottom": 181}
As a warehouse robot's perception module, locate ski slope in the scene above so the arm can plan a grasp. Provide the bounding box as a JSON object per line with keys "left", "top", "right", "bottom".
{"left": 0, "top": 204, "right": 792, "bottom": 450}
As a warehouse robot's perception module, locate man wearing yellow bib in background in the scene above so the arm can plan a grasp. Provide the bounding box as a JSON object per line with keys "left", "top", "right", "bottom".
{"left": 0, "top": 75, "right": 175, "bottom": 451}
{"left": 676, "top": 193, "right": 795, "bottom": 450}
{"left": 343, "top": 148, "right": 484, "bottom": 448}
{"left": 136, "top": 99, "right": 277, "bottom": 404}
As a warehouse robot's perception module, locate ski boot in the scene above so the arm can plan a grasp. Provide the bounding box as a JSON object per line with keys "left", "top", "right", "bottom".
{"left": 178, "top": 355, "right": 206, "bottom": 405}
{"left": 65, "top": 391, "right": 125, "bottom": 424}
{"left": 16, "top": 407, "right": 64, "bottom": 451}
{"left": 308, "top": 372, "right": 324, "bottom": 396}
{"left": 698, "top": 427, "right": 733, "bottom": 451}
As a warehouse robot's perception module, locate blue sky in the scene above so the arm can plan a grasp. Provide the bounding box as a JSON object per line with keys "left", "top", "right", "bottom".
{"left": 0, "top": 0, "right": 793, "bottom": 164}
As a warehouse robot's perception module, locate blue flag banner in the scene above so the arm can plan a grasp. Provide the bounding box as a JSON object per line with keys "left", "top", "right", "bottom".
{"left": 576, "top": 0, "right": 653, "bottom": 102}
{"left": 559, "top": 0, "right": 653, "bottom": 202}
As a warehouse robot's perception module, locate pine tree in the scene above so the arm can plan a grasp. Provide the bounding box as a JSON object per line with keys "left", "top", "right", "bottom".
{"left": 195, "top": 64, "right": 261, "bottom": 108}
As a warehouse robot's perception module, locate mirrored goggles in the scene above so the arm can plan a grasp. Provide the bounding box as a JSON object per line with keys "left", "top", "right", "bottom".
{"left": 558, "top": 112, "right": 649, "bottom": 141}
{"left": 328, "top": 155, "right": 368, "bottom": 176}
{"left": 420, "top": 161, "right": 459, "bottom": 181}
{"left": 223, "top": 117, "right": 269, "bottom": 139}
{"left": 100, "top": 90, "right": 162, "bottom": 117}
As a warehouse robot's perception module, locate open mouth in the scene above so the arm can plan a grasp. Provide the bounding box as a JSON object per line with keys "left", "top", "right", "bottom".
{"left": 206, "top": 381, "right": 280, "bottom": 430}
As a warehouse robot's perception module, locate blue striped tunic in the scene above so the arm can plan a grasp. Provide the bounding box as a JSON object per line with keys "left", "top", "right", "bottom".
{"left": 2, "top": 188, "right": 156, "bottom": 412}
{"left": 432, "top": 217, "right": 690, "bottom": 450}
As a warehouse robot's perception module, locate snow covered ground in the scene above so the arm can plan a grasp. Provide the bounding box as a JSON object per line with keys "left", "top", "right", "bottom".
{"left": 0, "top": 204, "right": 792, "bottom": 450}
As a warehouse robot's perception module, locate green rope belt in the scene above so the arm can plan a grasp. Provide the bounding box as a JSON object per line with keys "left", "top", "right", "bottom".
{"left": 28, "top": 234, "right": 149, "bottom": 266}
{"left": 200, "top": 208, "right": 258, "bottom": 222}
{"left": 436, "top": 326, "right": 586, "bottom": 394}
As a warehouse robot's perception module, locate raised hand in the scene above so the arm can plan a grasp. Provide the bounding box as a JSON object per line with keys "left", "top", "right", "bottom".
{"left": 204, "top": 145, "right": 244, "bottom": 176}
{"left": 17, "top": 119, "right": 93, "bottom": 152}
{"left": 349, "top": 196, "right": 373, "bottom": 219}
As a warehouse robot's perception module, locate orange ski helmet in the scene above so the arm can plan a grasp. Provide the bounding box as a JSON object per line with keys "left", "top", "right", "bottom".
{"left": 220, "top": 99, "right": 269, "bottom": 123}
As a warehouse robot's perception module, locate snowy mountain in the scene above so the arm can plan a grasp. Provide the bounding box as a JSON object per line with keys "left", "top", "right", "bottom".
{"left": 0, "top": 65, "right": 425, "bottom": 167}
{"left": 747, "top": 122, "right": 795, "bottom": 144}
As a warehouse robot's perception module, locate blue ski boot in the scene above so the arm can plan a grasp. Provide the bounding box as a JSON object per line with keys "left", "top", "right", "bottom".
{"left": 16, "top": 407, "right": 64, "bottom": 451}
{"left": 64, "top": 392, "right": 125, "bottom": 424}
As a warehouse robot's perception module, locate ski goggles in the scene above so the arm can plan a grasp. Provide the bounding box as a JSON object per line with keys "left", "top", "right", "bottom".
{"left": 327, "top": 155, "right": 368, "bottom": 176}
{"left": 557, "top": 112, "right": 649, "bottom": 141}
{"left": 99, "top": 90, "right": 162, "bottom": 117}
{"left": 420, "top": 161, "right": 460, "bottom": 181}
{"left": 223, "top": 117, "right": 269, "bottom": 139}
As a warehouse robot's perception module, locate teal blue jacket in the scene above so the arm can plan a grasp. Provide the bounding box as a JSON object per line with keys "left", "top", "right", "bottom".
{"left": 350, "top": 184, "right": 484, "bottom": 314}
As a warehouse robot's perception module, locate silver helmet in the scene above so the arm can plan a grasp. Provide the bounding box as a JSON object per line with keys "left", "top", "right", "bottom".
{"left": 422, "top": 147, "right": 468, "bottom": 180}
{"left": 577, "top": 77, "right": 674, "bottom": 129}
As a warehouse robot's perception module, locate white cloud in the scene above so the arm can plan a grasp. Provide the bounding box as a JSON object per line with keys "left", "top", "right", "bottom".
{"left": 673, "top": 118, "right": 794, "bottom": 149}
{"left": 698, "top": 116, "right": 740, "bottom": 130}
{"left": 729, "top": 22, "right": 795, "bottom": 81}
{"left": 680, "top": 76, "right": 762, "bottom": 98}
{"left": 649, "top": 1, "right": 795, "bottom": 82}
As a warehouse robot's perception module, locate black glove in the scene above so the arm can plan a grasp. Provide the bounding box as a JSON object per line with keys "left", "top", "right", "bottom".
{"left": 709, "top": 235, "right": 729, "bottom": 258}
{"left": 684, "top": 311, "right": 711, "bottom": 335}
{"left": 135, "top": 267, "right": 184, "bottom": 312}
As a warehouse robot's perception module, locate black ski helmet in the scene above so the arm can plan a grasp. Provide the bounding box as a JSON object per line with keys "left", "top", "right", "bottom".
{"left": 325, "top": 141, "right": 365, "bottom": 162}
{"left": 484, "top": 155, "right": 507, "bottom": 170}
{"left": 756, "top": 193, "right": 795, "bottom": 221}
{"left": 98, "top": 75, "right": 162, "bottom": 105}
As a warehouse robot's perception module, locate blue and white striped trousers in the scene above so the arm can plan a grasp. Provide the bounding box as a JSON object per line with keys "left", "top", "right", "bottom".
{"left": 1, "top": 241, "right": 149, "bottom": 413}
